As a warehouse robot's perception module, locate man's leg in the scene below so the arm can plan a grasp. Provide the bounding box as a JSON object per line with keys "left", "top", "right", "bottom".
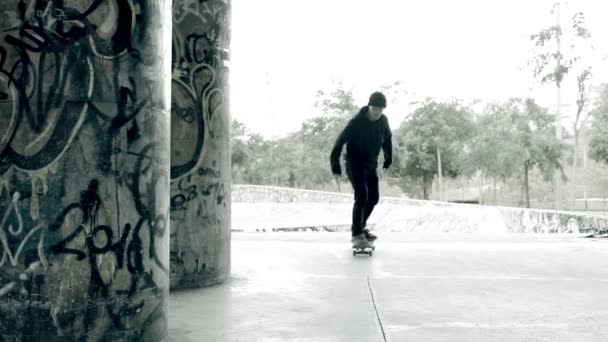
{"left": 346, "top": 166, "right": 367, "bottom": 237}
{"left": 362, "top": 170, "right": 379, "bottom": 226}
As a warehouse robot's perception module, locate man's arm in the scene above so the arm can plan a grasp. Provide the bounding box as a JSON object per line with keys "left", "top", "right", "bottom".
{"left": 382, "top": 118, "right": 392, "bottom": 169}
{"left": 330, "top": 122, "right": 352, "bottom": 175}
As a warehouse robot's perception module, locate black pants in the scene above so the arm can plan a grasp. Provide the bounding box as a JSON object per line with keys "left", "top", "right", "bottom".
{"left": 346, "top": 165, "right": 379, "bottom": 236}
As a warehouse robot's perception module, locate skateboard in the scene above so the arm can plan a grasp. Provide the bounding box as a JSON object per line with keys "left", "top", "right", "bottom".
{"left": 352, "top": 240, "right": 375, "bottom": 256}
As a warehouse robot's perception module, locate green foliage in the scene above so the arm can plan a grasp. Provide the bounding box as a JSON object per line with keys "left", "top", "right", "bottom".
{"left": 231, "top": 84, "right": 359, "bottom": 189}
{"left": 231, "top": 83, "right": 601, "bottom": 208}
{"left": 313, "top": 85, "right": 359, "bottom": 117}
{"left": 388, "top": 99, "right": 475, "bottom": 199}
{"left": 230, "top": 119, "right": 270, "bottom": 184}
{"left": 465, "top": 102, "right": 523, "bottom": 180}
{"left": 529, "top": 8, "right": 591, "bottom": 87}
{"left": 465, "top": 98, "right": 565, "bottom": 207}
{"left": 529, "top": 25, "right": 570, "bottom": 85}
{"left": 515, "top": 98, "right": 566, "bottom": 181}
{"left": 589, "top": 84, "right": 608, "bottom": 165}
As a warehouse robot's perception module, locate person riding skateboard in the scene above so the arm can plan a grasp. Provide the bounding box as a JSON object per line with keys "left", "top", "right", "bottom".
{"left": 330, "top": 91, "right": 393, "bottom": 248}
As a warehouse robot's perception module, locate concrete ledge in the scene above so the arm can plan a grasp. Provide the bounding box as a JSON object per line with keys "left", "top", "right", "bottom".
{"left": 232, "top": 185, "right": 608, "bottom": 235}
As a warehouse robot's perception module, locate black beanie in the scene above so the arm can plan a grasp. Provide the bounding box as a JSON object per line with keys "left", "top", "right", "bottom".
{"left": 368, "top": 92, "right": 387, "bottom": 108}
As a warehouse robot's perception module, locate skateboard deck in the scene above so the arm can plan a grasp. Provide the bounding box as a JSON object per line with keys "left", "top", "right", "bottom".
{"left": 352, "top": 241, "right": 375, "bottom": 256}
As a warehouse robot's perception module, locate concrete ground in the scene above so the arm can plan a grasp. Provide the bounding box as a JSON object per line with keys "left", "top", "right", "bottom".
{"left": 169, "top": 233, "right": 608, "bottom": 342}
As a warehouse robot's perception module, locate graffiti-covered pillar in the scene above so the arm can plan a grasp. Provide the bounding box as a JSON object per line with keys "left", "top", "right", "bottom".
{"left": 170, "top": 0, "right": 231, "bottom": 289}
{"left": 0, "top": 1, "right": 171, "bottom": 341}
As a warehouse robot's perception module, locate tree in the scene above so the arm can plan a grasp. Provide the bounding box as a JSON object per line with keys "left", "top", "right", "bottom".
{"left": 305, "top": 84, "right": 359, "bottom": 148}
{"left": 513, "top": 98, "right": 566, "bottom": 208}
{"left": 230, "top": 119, "right": 251, "bottom": 183}
{"left": 230, "top": 119, "right": 268, "bottom": 184}
{"left": 313, "top": 83, "right": 359, "bottom": 118}
{"left": 589, "top": 84, "right": 608, "bottom": 165}
{"left": 293, "top": 84, "right": 360, "bottom": 189}
{"left": 570, "top": 67, "right": 593, "bottom": 207}
{"left": 529, "top": 5, "right": 592, "bottom": 209}
{"left": 391, "top": 99, "right": 474, "bottom": 200}
{"left": 463, "top": 98, "right": 566, "bottom": 208}
{"left": 464, "top": 103, "right": 525, "bottom": 204}
{"left": 230, "top": 83, "right": 359, "bottom": 188}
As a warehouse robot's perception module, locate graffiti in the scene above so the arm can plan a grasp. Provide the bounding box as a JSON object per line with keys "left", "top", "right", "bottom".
{"left": 0, "top": 188, "right": 50, "bottom": 301}
{"left": 170, "top": 171, "right": 226, "bottom": 232}
{"left": 173, "top": 0, "right": 207, "bottom": 26}
{"left": 0, "top": 0, "right": 153, "bottom": 177}
{"left": 171, "top": 172, "right": 225, "bottom": 209}
{"left": 124, "top": 143, "right": 170, "bottom": 273}
{"left": 0, "top": 1, "right": 97, "bottom": 173}
{"left": 499, "top": 209, "right": 604, "bottom": 234}
{"left": 0, "top": 282, "right": 17, "bottom": 298}
{"left": 50, "top": 191, "right": 154, "bottom": 277}
{"left": 198, "top": 166, "right": 221, "bottom": 178}
{"left": 48, "top": 179, "right": 167, "bottom": 334}
{"left": 0, "top": 0, "right": 170, "bottom": 339}
{"left": 170, "top": 0, "right": 230, "bottom": 290}
{"left": 173, "top": 0, "right": 229, "bottom": 29}
{"left": 0, "top": 0, "right": 157, "bottom": 227}
{"left": 171, "top": 0, "right": 229, "bottom": 180}
{"left": 0, "top": 260, "right": 45, "bottom": 299}
{"left": 0, "top": 192, "right": 46, "bottom": 268}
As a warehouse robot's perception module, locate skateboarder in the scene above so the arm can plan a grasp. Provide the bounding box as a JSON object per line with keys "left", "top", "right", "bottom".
{"left": 330, "top": 91, "right": 392, "bottom": 249}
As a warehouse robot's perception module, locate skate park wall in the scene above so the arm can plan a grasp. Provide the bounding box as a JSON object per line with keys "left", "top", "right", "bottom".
{"left": 232, "top": 185, "right": 608, "bottom": 235}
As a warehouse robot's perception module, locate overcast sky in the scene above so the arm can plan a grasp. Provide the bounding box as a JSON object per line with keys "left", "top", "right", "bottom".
{"left": 230, "top": 0, "right": 608, "bottom": 139}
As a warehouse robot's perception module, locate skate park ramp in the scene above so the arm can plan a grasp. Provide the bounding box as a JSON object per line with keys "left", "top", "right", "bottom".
{"left": 170, "top": 186, "right": 608, "bottom": 341}
{"left": 232, "top": 185, "right": 608, "bottom": 235}
{"left": 170, "top": 232, "right": 608, "bottom": 341}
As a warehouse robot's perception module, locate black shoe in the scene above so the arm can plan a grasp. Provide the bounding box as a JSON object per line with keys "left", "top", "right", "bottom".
{"left": 351, "top": 234, "right": 370, "bottom": 248}
{"left": 363, "top": 229, "right": 377, "bottom": 241}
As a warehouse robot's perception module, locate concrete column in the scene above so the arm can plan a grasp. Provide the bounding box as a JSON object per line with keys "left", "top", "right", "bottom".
{"left": 0, "top": 1, "right": 171, "bottom": 340}
{"left": 170, "top": 0, "right": 232, "bottom": 289}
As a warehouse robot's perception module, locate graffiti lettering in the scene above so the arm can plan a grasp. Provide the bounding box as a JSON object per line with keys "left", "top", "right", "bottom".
{"left": 198, "top": 166, "right": 221, "bottom": 178}
{"left": 0, "top": 0, "right": 169, "bottom": 339}
{"left": 171, "top": 0, "right": 229, "bottom": 180}
{"left": 48, "top": 179, "right": 167, "bottom": 333}
{"left": 0, "top": 192, "right": 46, "bottom": 267}
{"left": 171, "top": 175, "right": 225, "bottom": 212}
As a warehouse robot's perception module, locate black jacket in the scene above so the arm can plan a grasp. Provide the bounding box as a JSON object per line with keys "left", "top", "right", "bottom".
{"left": 330, "top": 106, "right": 392, "bottom": 175}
